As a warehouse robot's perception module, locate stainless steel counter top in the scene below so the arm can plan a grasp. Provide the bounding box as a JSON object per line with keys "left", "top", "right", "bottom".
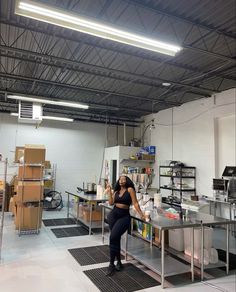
{"left": 101, "top": 203, "right": 235, "bottom": 230}
{"left": 205, "top": 197, "right": 236, "bottom": 205}
{"left": 66, "top": 191, "right": 108, "bottom": 202}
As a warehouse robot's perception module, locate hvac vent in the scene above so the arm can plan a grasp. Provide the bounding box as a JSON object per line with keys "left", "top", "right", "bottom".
{"left": 18, "top": 101, "right": 42, "bottom": 124}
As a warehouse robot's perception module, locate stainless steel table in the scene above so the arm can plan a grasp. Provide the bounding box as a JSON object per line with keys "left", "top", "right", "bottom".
{"left": 101, "top": 203, "right": 235, "bottom": 289}
{"left": 66, "top": 191, "right": 108, "bottom": 235}
{"left": 206, "top": 197, "right": 236, "bottom": 236}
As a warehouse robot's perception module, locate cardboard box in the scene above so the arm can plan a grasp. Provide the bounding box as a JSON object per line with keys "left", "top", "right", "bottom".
{"left": 13, "top": 196, "right": 17, "bottom": 216}
{"left": 154, "top": 228, "right": 169, "bottom": 245}
{"left": 44, "top": 161, "right": 51, "bottom": 169}
{"left": 15, "top": 146, "right": 24, "bottom": 163}
{"left": 17, "top": 181, "right": 44, "bottom": 202}
{"left": 14, "top": 177, "right": 18, "bottom": 193}
{"left": 141, "top": 154, "right": 155, "bottom": 161}
{"left": 24, "top": 144, "right": 46, "bottom": 164}
{"left": 0, "top": 180, "right": 4, "bottom": 191}
{"left": 9, "top": 197, "right": 14, "bottom": 213}
{"left": 15, "top": 205, "right": 42, "bottom": 230}
{"left": 83, "top": 206, "right": 102, "bottom": 222}
{"left": 18, "top": 166, "right": 43, "bottom": 180}
{"left": 44, "top": 180, "right": 53, "bottom": 189}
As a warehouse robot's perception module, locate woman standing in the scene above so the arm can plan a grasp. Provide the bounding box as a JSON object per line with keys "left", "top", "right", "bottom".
{"left": 105, "top": 175, "right": 145, "bottom": 276}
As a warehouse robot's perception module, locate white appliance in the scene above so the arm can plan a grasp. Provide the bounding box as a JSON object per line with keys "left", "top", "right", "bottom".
{"left": 18, "top": 101, "right": 42, "bottom": 124}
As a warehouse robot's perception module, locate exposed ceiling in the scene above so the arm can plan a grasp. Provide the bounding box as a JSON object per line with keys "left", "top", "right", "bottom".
{"left": 0, "top": 0, "right": 235, "bottom": 126}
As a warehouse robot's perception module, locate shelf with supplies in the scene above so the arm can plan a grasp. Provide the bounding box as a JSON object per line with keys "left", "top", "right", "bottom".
{"left": 160, "top": 186, "right": 196, "bottom": 192}
{"left": 160, "top": 175, "right": 195, "bottom": 179}
{"left": 120, "top": 159, "right": 155, "bottom": 164}
{"left": 159, "top": 165, "right": 196, "bottom": 202}
{"left": 43, "top": 163, "right": 56, "bottom": 192}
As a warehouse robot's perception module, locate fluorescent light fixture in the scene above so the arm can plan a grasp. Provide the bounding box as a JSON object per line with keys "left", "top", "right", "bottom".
{"left": 10, "top": 113, "right": 74, "bottom": 122}
{"left": 162, "top": 82, "right": 171, "bottom": 86}
{"left": 43, "top": 116, "right": 74, "bottom": 122}
{"left": 15, "top": 0, "right": 182, "bottom": 56}
{"left": 7, "top": 95, "right": 89, "bottom": 109}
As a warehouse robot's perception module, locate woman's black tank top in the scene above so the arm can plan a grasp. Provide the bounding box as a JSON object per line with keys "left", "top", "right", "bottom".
{"left": 114, "top": 189, "right": 132, "bottom": 206}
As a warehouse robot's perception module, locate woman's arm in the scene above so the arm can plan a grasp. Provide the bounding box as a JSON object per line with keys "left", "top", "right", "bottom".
{"left": 105, "top": 183, "right": 114, "bottom": 205}
{"left": 128, "top": 187, "right": 145, "bottom": 221}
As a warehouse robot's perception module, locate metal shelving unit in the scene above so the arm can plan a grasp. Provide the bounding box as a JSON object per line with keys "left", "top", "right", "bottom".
{"left": 44, "top": 163, "right": 57, "bottom": 193}
{"left": 101, "top": 203, "right": 234, "bottom": 289}
{"left": 166, "top": 246, "right": 226, "bottom": 270}
{"left": 18, "top": 163, "right": 44, "bottom": 236}
{"left": 159, "top": 166, "right": 196, "bottom": 203}
{"left": 121, "top": 234, "right": 190, "bottom": 277}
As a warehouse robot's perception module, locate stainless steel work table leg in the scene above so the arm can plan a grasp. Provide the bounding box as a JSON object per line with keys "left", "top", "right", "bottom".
{"left": 161, "top": 229, "right": 165, "bottom": 289}
{"left": 67, "top": 193, "right": 70, "bottom": 218}
{"left": 226, "top": 224, "right": 229, "bottom": 274}
{"left": 102, "top": 206, "right": 105, "bottom": 244}
{"left": 201, "top": 225, "right": 204, "bottom": 281}
{"left": 125, "top": 230, "right": 128, "bottom": 261}
{"left": 191, "top": 227, "right": 194, "bottom": 282}
{"left": 89, "top": 202, "right": 92, "bottom": 235}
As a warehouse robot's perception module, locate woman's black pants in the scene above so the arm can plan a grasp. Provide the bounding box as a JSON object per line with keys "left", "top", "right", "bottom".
{"left": 107, "top": 206, "right": 131, "bottom": 265}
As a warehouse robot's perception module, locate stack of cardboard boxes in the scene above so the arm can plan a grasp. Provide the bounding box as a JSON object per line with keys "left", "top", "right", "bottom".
{"left": 13, "top": 145, "right": 46, "bottom": 232}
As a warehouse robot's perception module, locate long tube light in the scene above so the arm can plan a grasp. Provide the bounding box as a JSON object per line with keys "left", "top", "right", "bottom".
{"left": 15, "top": 0, "right": 181, "bottom": 56}
{"left": 42, "top": 116, "right": 74, "bottom": 122}
{"left": 7, "top": 95, "right": 89, "bottom": 109}
{"left": 10, "top": 113, "right": 74, "bottom": 122}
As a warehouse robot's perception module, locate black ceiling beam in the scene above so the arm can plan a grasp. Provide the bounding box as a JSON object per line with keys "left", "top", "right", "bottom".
{"left": 2, "top": 43, "right": 235, "bottom": 88}
{"left": 0, "top": 107, "right": 139, "bottom": 126}
{"left": 0, "top": 99, "right": 141, "bottom": 126}
{"left": 127, "top": 0, "right": 236, "bottom": 40}
{"left": 0, "top": 94, "right": 141, "bottom": 122}
{"left": 1, "top": 19, "right": 235, "bottom": 77}
{"left": 0, "top": 45, "right": 216, "bottom": 95}
{"left": 0, "top": 74, "right": 152, "bottom": 112}
{"left": 0, "top": 71, "right": 182, "bottom": 109}
{"left": 0, "top": 83, "right": 152, "bottom": 116}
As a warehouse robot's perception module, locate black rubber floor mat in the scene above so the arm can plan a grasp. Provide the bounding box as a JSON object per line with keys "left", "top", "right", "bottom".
{"left": 68, "top": 245, "right": 124, "bottom": 266}
{"left": 51, "top": 226, "right": 89, "bottom": 238}
{"left": 43, "top": 218, "right": 77, "bottom": 226}
{"left": 84, "top": 263, "right": 160, "bottom": 292}
{"left": 217, "top": 249, "right": 236, "bottom": 271}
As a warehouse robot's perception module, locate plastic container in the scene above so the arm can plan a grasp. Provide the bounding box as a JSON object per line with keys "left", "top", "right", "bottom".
{"left": 154, "top": 193, "right": 162, "bottom": 208}
{"left": 169, "top": 229, "right": 184, "bottom": 251}
{"left": 184, "top": 227, "right": 213, "bottom": 260}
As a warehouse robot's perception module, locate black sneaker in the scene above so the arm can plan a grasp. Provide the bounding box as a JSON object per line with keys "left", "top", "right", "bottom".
{"left": 106, "top": 264, "right": 116, "bottom": 276}
{"left": 115, "top": 261, "right": 124, "bottom": 271}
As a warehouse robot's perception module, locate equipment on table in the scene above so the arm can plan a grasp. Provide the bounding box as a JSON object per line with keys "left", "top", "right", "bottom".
{"left": 213, "top": 166, "right": 236, "bottom": 201}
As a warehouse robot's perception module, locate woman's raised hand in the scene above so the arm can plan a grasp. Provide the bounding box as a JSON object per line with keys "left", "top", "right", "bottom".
{"left": 105, "top": 183, "right": 112, "bottom": 195}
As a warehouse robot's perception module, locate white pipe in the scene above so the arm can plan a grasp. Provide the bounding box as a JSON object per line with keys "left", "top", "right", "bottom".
{"left": 123, "top": 123, "right": 126, "bottom": 146}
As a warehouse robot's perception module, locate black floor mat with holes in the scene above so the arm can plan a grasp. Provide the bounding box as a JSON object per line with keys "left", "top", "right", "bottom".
{"left": 217, "top": 249, "right": 236, "bottom": 271}
{"left": 84, "top": 263, "right": 160, "bottom": 292}
{"left": 51, "top": 226, "right": 89, "bottom": 238}
{"left": 68, "top": 245, "right": 124, "bottom": 266}
{"left": 43, "top": 218, "right": 77, "bottom": 226}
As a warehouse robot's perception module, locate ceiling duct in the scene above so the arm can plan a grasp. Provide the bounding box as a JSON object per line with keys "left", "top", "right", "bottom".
{"left": 18, "top": 101, "right": 42, "bottom": 124}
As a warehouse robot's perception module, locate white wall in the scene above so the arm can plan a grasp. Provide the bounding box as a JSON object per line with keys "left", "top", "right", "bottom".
{"left": 215, "top": 114, "right": 236, "bottom": 177}
{"left": 142, "top": 88, "right": 236, "bottom": 198}
{"left": 104, "top": 146, "right": 140, "bottom": 182}
{"left": 0, "top": 114, "right": 136, "bottom": 195}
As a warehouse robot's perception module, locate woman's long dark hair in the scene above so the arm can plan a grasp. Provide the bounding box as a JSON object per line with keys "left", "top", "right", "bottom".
{"left": 114, "top": 176, "right": 135, "bottom": 192}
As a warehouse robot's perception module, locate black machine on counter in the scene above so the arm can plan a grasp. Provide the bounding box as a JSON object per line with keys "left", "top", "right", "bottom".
{"left": 213, "top": 166, "right": 236, "bottom": 201}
